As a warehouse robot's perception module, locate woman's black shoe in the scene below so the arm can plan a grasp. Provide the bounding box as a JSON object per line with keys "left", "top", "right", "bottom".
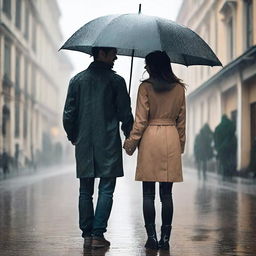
{"left": 158, "top": 225, "right": 172, "bottom": 250}
{"left": 145, "top": 224, "right": 159, "bottom": 250}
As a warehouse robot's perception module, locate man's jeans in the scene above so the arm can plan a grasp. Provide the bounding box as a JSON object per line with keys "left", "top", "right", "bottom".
{"left": 79, "top": 177, "right": 116, "bottom": 237}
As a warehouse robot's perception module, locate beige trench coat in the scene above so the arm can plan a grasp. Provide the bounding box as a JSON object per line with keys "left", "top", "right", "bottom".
{"left": 124, "top": 81, "right": 186, "bottom": 182}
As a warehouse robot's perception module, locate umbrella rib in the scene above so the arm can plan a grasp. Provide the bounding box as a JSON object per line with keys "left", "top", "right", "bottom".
{"left": 189, "top": 28, "right": 222, "bottom": 65}
{"left": 155, "top": 18, "right": 163, "bottom": 51}
{"left": 155, "top": 18, "right": 186, "bottom": 65}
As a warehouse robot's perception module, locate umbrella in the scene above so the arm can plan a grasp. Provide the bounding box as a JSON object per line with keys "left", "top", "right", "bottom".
{"left": 60, "top": 5, "right": 222, "bottom": 93}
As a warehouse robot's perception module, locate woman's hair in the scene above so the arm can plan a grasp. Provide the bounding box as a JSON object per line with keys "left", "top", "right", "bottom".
{"left": 144, "top": 51, "right": 185, "bottom": 90}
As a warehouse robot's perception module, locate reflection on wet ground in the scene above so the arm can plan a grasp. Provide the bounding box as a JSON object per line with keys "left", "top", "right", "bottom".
{"left": 0, "top": 163, "right": 256, "bottom": 256}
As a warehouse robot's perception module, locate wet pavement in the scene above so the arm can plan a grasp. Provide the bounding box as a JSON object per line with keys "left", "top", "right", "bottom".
{"left": 0, "top": 161, "right": 256, "bottom": 256}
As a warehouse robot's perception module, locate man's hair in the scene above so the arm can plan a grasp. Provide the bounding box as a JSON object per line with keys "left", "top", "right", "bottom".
{"left": 91, "top": 47, "right": 116, "bottom": 59}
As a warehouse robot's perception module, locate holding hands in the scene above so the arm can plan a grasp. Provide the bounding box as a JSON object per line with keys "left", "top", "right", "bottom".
{"left": 123, "top": 139, "right": 136, "bottom": 156}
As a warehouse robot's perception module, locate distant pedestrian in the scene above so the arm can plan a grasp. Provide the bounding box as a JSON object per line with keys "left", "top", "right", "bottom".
{"left": 63, "top": 47, "right": 133, "bottom": 249}
{"left": 124, "top": 51, "right": 186, "bottom": 250}
{"left": 2, "top": 152, "right": 9, "bottom": 177}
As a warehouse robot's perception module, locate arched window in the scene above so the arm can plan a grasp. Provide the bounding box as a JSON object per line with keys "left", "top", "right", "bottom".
{"left": 220, "top": 1, "right": 237, "bottom": 61}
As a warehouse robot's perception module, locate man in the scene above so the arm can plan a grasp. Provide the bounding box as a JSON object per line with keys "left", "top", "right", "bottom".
{"left": 63, "top": 47, "right": 133, "bottom": 249}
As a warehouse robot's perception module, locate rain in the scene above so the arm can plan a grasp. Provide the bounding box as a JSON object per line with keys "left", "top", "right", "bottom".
{"left": 0, "top": 0, "right": 256, "bottom": 255}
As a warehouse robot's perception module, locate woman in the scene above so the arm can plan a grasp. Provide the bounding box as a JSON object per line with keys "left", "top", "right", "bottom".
{"left": 123, "top": 51, "right": 186, "bottom": 250}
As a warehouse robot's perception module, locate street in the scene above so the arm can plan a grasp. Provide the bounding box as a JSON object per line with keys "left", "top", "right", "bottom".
{"left": 0, "top": 160, "right": 256, "bottom": 256}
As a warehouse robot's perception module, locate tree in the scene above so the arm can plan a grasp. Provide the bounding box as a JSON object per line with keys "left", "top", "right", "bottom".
{"left": 214, "top": 115, "right": 237, "bottom": 176}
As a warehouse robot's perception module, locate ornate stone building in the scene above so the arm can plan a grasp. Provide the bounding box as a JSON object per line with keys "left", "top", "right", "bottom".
{"left": 174, "top": 0, "right": 256, "bottom": 170}
{"left": 0, "top": 0, "right": 73, "bottom": 170}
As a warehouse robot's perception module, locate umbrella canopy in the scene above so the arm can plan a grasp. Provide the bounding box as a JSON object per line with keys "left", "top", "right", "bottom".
{"left": 60, "top": 13, "right": 222, "bottom": 67}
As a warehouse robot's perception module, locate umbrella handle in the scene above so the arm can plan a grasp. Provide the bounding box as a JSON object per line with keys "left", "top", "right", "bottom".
{"left": 128, "top": 49, "right": 134, "bottom": 95}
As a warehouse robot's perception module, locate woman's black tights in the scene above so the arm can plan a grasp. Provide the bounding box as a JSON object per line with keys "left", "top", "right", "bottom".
{"left": 142, "top": 182, "right": 173, "bottom": 225}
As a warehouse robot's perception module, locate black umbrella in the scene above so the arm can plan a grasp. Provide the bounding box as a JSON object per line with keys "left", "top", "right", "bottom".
{"left": 60, "top": 5, "right": 222, "bottom": 93}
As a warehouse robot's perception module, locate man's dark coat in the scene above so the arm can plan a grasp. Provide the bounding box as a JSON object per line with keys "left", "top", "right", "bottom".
{"left": 63, "top": 61, "right": 133, "bottom": 178}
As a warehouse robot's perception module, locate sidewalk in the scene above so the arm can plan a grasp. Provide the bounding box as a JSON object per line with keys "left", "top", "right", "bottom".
{"left": 0, "top": 163, "right": 75, "bottom": 192}
{"left": 0, "top": 160, "right": 76, "bottom": 180}
{"left": 184, "top": 166, "right": 256, "bottom": 196}
{"left": 1, "top": 163, "right": 256, "bottom": 255}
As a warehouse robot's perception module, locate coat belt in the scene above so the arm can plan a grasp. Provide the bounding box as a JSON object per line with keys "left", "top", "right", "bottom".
{"left": 148, "top": 119, "right": 176, "bottom": 126}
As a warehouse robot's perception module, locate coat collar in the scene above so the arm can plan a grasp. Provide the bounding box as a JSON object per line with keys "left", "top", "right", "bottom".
{"left": 88, "top": 61, "right": 113, "bottom": 70}
{"left": 144, "top": 78, "right": 175, "bottom": 92}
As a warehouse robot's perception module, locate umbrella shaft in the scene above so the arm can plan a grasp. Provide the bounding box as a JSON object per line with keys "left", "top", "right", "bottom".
{"left": 128, "top": 50, "right": 135, "bottom": 95}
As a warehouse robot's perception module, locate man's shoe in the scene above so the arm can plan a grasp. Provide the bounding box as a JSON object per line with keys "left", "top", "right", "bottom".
{"left": 91, "top": 236, "right": 110, "bottom": 249}
{"left": 83, "top": 235, "right": 92, "bottom": 248}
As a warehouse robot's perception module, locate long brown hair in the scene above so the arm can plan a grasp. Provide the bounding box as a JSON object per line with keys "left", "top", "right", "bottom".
{"left": 144, "top": 51, "right": 185, "bottom": 91}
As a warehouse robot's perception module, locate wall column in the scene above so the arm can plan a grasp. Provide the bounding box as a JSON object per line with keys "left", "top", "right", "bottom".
{"left": 217, "top": 88, "right": 223, "bottom": 124}
{"left": 0, "top": 34, "right": 3, "bottom": 154}
{"left": 237, "top": 71, "right": 250, "bottom": 170}
{"left": 253, "top": 0, "right": 256, "bottom": 45}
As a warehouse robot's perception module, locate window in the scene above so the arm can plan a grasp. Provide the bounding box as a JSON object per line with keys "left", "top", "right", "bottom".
{"left": 15, "top": 144, "right": 19, "bottom": 163}
{"left": 4, "top": 39, "right": 11, "bottom": 79}
{"left": 220, "top": 1, "right": 236, "bottom": 61}
{"left": 2, "top": 105, "right": 10, "bottom": 137}
{"left": 3, "top": 0, "right": 11, "bottom": 18}
{"left": 31, "top": 66, "right": 36, "bottom": 99}
{"left": 15, "top": 51, "right": 21, "bottom": 89}
{"left": 23, "top": 102, "right": 28, "bottom": 139}
{"left": 245, "top": 0, "right": 253, "bottom": 49}
{"left": 32, "top": 20, "right": 37, "bottom": 52}
{"left": 15, "top": 51, "right": 21, "bottom": 138}
{"left": 24, "top": 60, "right": 29, "bottom": 95}
{"left": 227, "top": 16, "right": 234, "bottom": 60}
{"left": 15, "top": 0, "right": 21, "bottom": 29}
{"left": 15, "top": 94, "right": 20, "bottom": 138}
{"left": 24, "top": 4, "right": 29, "bottom": 40}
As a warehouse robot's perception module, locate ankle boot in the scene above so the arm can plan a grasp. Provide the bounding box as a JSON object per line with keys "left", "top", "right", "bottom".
{"left": 158, "top": 225, "right": 172, "bottom": 250}
{"left": 144, "top": 224, "right": 159, "bottom": 250}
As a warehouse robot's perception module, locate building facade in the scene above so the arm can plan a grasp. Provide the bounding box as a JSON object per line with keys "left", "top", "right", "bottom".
{"left": 175, "top": 0, "right": 256, "bottom": 170}
{"left": 0, "top": 0, "right": 73, "bottom": 170}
